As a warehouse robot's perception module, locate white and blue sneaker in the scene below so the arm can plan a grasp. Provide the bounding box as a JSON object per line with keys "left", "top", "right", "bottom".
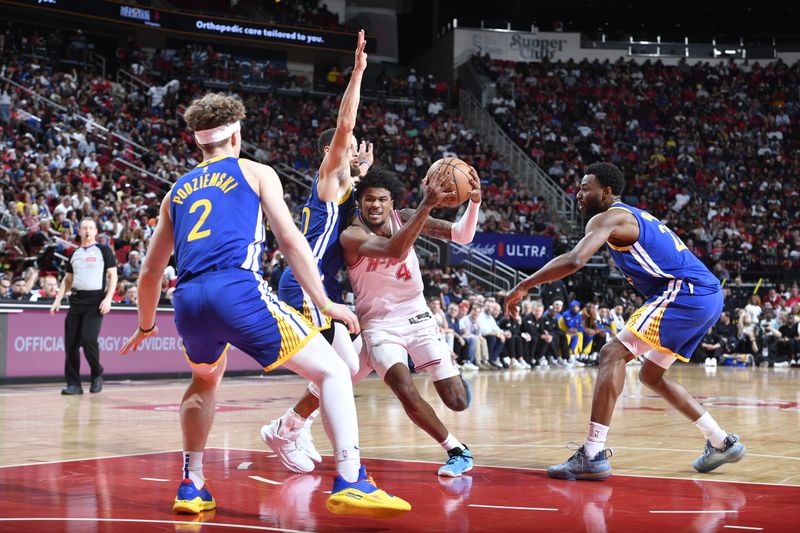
{"left": 437, "top": 446, "right": 473, "bottom": 477}
{"left": 547, "top": 445, "right": 613, "bottom": 480}
{"left": 692, "top": 434, "right": 746, "bottom": 473}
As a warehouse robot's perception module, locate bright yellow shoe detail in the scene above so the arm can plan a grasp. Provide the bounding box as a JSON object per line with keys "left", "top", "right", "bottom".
{"left": 326, "top": 467, "right": 411, "bottom": 518}
{"left": 173, "top": 479, "right": 217, "bottom": 514}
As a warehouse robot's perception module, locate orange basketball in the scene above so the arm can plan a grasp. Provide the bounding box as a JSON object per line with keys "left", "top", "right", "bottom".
{"left": 424, "top": 157, "right": 473, "bottom": 207}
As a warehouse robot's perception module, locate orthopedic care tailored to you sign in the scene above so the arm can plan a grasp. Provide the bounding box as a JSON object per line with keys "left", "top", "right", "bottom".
{"left": 453, "top": 27, "right": 580, "bottom": 64}
{"left": 3, "top": 0, "right": 365, "bottom": 52}
{"left": 2, "top": 308, "right": 259, "bottom": 377}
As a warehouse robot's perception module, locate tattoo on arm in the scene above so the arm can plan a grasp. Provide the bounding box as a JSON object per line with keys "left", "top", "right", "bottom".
{"left": 399, "top": 208, "right": 453, "bottom": 240}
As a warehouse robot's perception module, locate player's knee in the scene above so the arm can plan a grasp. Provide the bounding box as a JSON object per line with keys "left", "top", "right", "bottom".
{"left": 638, "top": 364, "right": 662, "bottom": 388}
{"left": 192, "top": 363, "right": 222, "bottom": 384}
{"left": 434, "top": 375, "right": 470, "bottom": 411}
{"left": 393, "top": 382, "right": 423, "bottom": 409}
{"left": 444, "top": 394, "right": 468, "bottom": 412}
{"left": 598, "top": 342, "right": 627, "bottom": 367}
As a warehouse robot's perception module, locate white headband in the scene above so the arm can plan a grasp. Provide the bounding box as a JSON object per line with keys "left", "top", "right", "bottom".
{"left": 194, "top": 121, "right": 241, "bottom": 145}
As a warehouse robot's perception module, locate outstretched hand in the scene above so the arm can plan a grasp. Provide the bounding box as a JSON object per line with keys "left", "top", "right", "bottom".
{"left": 354, "top": 29, "right": 367, "bottom": 73}
{"left": 467, "top": 165, "right": 482, "bottom": 203}
{"left": 358, "top": 139, "right": 374, "bottom": 166}
{"left": 322, "top": 303, "right": 361, "bottom": 336}
{"left": 420, "top": 165, "right": 458, "bottom": 208}
{"left": 119, "top": 326, "right": 160, "bottom": 356}
{"left": 504, "top": 286, "right": 528, "bottom": 319}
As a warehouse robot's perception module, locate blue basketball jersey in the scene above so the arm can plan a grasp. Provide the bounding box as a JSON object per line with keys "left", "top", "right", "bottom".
{"left": 279, "top": 173, "right": 356, "bottom": 306}
{"left": 170, "top": 156, "right": 265, "bottom": 283}
{"left": 606, "top": 202, "right": 720, "bottom": 299}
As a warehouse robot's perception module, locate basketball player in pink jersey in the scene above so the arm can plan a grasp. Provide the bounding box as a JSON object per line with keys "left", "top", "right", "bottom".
{"left": 340, "top": 166, "right": 482, "bottom": 477}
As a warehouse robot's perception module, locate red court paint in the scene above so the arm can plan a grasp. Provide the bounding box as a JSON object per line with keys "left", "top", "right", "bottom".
{"left": 0, "top": 449, "right": 796, "bottom": 532}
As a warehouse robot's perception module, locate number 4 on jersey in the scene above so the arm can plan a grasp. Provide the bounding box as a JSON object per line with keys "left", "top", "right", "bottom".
{"left": 396, "top": 263, "right": 412, "bottom": 281}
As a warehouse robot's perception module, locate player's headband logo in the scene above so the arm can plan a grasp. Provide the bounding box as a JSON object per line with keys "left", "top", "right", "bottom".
{"left": 194, "top": 121, "right": 241, "bottom": 145}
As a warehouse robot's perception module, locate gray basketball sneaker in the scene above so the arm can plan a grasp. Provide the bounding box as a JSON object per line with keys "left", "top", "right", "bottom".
{"left": 547, "top": 445, "right": 613, "bottom": 480}
{"left": 692, "top": 433, "right": 747, "bottom": 473}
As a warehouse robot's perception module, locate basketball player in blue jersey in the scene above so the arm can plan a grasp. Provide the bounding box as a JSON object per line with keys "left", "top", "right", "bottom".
{"left": 262, "top": 30, "right": 375, "bottom": 474}
{"left": 119, "top": 90, "right": 410, "bottom": 518}
{"left": 505, "top": 162, "right": 746, "bottom": 480}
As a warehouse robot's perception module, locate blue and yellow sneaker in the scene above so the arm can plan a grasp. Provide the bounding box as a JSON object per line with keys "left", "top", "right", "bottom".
{"left": 437, "top": 446, "right": 474, "bottom": 477}
{"left": 692, "top": 433, "right": 747, "bottom": 473}
{"left": 326, "top": 465, "right": 411, "bottom": 518}
{"left": 173, "top": 479, "right": 217, "bottom": 514}
{"left": 547, "top": 445, "right": 613, "bottom": 480}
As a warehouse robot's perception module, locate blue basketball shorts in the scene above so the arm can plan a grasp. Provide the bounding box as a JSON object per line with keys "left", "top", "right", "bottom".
{"left": 173, "top": 269, "right": 317, "bottom": 372}
{"left": 620, "top": 279, "right": 723, "bottom": 363}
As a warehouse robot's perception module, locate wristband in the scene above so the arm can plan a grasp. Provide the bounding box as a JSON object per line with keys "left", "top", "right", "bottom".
{"left": 138, "top": 323, "right": 156, "bottom": 336}
{"left": 359, "top": 160, "right": 371, "bottom": 167}
{"left": 320, "top": 300, "right": 335, "bottom": 314}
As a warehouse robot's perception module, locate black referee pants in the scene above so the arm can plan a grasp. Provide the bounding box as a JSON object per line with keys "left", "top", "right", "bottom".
{"left": 64, "top": 294, "right": 105, "bottom": 387}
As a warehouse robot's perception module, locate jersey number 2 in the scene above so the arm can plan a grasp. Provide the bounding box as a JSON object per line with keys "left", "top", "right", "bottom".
{"left": 188, "top": 199, "right": 212, "bottom": 242}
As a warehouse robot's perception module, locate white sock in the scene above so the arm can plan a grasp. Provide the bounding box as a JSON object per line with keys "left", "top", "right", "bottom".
{"left": 583, "top": 421, "right": 609, "bottom": 458}
{"left": 439, "top": 433, "right": 466, "bottom": 452}
{"left": 335, "top": 447, "right": 361, "bottom": 483}
{"left": 694, "top": 411, "right": 727, "bottom": 449}
{"left": 182, "top": 451, "right": 204, "bottom": 489}
{"left": 304, "top": 408, "right": 320, "bottom": 429}
{"left": 277, "top": 408, "right": 306, "bottom": 438}
{"left": 282, "top": 336, "right": 361, "bottom": 483}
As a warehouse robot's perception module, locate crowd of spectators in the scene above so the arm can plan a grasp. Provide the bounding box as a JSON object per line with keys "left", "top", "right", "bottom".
{"left": 1, "top": 24, "right": 556, "bottom": 301}
{"left": 1, "top": 23, "right": 798, "bottom": 370}
{"left": 473, "top": 54, "right": 800, "bottom": 283}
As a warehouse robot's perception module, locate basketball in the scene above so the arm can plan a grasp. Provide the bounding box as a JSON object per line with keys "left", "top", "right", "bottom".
{"left": 424, "top": 157, "right": 473, "bottom": 207}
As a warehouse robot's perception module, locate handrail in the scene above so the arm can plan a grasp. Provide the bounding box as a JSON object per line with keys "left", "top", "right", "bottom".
{"left": 459, "top": 90, "right": 580, "bottom": 235}
{"left": 90, "top": 52, "right": 106, "bottom": 78}
{"left": 117, "top": 69, "right": 151, "bottom": 93}
{"left": 0, "top": 75, "right": 152, "bottom": 158}
{"left": 114, "top": 157, "right": 172, "bottom": 187}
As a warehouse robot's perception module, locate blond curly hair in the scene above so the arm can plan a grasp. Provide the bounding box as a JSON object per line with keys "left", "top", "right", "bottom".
{"left": 184, "top": 92, "right": 246, "bottom": 133}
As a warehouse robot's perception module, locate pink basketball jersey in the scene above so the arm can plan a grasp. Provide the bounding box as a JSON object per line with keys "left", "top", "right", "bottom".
{"left": 348, "top": 211, "right": 428, "bottom": 328}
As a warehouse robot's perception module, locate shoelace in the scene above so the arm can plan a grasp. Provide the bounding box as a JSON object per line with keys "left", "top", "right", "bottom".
{"left": 564, "top": 442, "right": 613, "bottom": 460}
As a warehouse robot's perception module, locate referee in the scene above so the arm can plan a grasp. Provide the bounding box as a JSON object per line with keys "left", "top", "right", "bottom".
{"left": 51, "top": 217, "right": 117, "bottom": 395}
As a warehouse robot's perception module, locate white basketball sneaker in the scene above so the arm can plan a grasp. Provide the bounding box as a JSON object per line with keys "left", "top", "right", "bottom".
{"left": 260, "top": 420, "right": 315, "bottom": 473}
{"left": 298, "top": 424, "right": 322, "bottom": 464}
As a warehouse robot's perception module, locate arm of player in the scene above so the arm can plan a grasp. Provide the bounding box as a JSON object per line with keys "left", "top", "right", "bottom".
{"left": 341, "top": 207, "right": 433, "bottom": 259}
{"left": 50, "top": 272, "right": 73, "bottom": 315}
{"left": 341, "top": 166, "right": 455, "bottom": 258}
{"left": 504, "top": 212, "right": 619, "bottom": 318}
{"left": 317, "top": 30, "right": 367, "bottom": 202}
{"left": 120, "top": 195, "right": 175, "bottom": 354}
{"left": 257, "top": 164, "right": 360, "bottom": 333}
{"left": 397, "top": 165, "right": 482, "bottom": 243}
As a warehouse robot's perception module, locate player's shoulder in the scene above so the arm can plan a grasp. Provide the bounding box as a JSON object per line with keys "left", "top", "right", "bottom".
{"left": 342, "top": 222, "right": 369, "bottom": 239}
{"left": 592, "top": 205, "right": 634, "bottom": 226}
{"left": 237, "top": 157, "right": 275, "bottom": 175}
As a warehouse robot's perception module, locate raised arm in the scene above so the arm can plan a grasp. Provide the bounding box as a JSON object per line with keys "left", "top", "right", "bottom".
{"left": 504, "top": 210, "right": 625, "bottom": 318}
{"left": 317, "top": 30, "right": 367, "bottom": 202}
{"left": 254, "top": 162, "right": 360, "bottom": 333}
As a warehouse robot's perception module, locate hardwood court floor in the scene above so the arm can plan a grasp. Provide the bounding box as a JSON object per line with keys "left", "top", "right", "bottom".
{"left": 0, "top": 365, "right": 798, "bottom": 531}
